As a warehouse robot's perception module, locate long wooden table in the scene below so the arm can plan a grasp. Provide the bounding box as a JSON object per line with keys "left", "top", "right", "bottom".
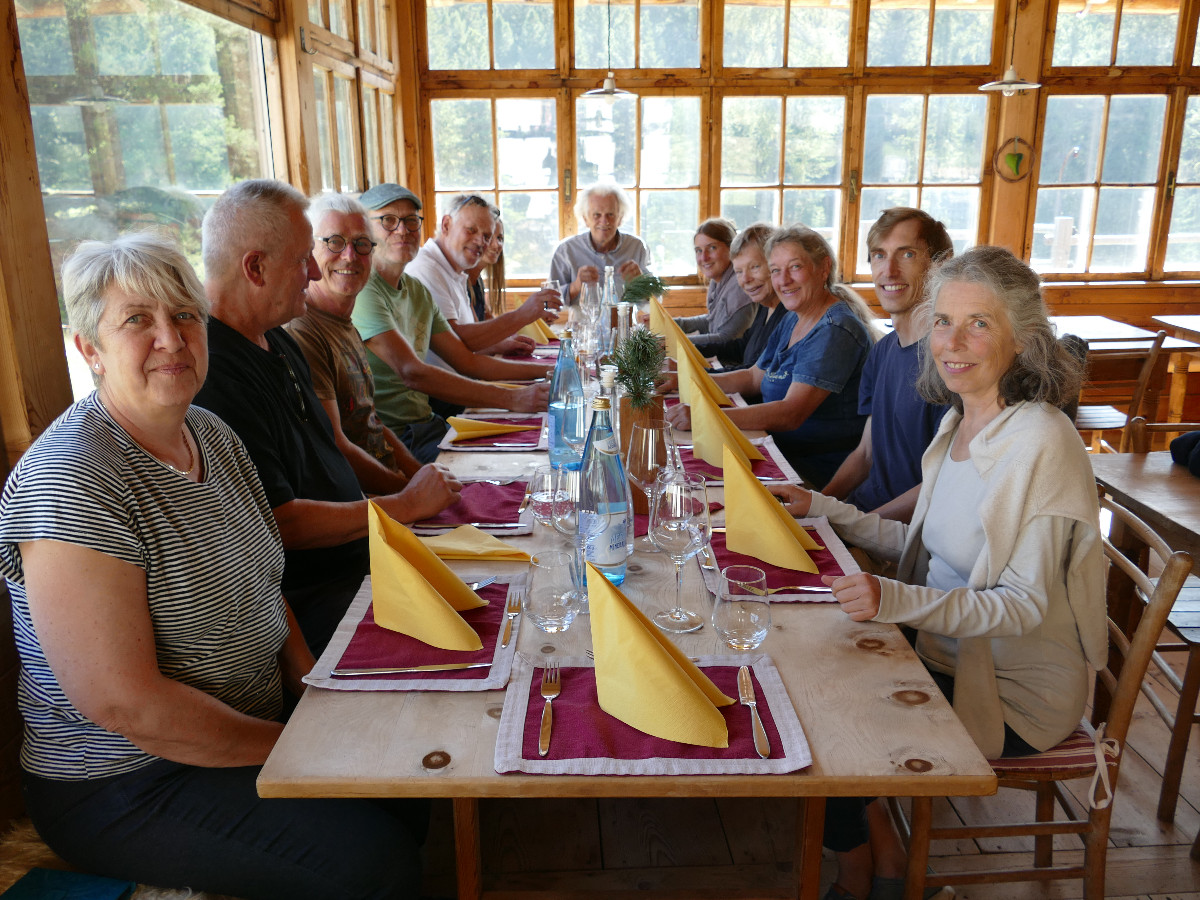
{"left": 258, "top": 448, "right": 996, "bottom": 900}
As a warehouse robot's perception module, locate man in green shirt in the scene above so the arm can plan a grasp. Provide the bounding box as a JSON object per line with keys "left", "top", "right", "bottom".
{"left": 353, "top": 184, "right": 552, "bottom": 462}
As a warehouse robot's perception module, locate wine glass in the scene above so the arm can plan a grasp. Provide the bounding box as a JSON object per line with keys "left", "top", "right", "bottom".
{"left": 712, "top": 565, "right": 770, "bottom": 650}
{"left": 626, "top": 419, "right": 674, "bottom": 552}
{"left": 648, "top": 472, "right": 711, "bottom": 633}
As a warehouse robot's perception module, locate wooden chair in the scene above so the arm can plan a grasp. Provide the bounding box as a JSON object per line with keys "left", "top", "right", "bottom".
{"left": 897, "top": 495, "right": 1193, "bottom": 900}
{"left": 1126, "top": 415, "right": 1200, "bottom": 454}
{"left": 1074, "top": 330, "right": 1169, "bottom": 452}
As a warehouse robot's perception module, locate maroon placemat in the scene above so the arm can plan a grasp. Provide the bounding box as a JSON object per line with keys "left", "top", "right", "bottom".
{"left": 334, "top": 582, "right": 509, "bottom": 681}
{"left": 632, "top": 502, "right": 724, "bottom": 538}
{"left": 521, "top": 665, "right": 782, "bottom": 760}
{"left": 451, "top": 417, "right": 543, "bottom": 448}
{"left": 413, "top": 480, "right": 526, "bottom": 527}
{"left": 678, "top": 446, "right": 786, "bottom": 481}
{"left": 710, "top": 529, "right": 844, "bottom": 590}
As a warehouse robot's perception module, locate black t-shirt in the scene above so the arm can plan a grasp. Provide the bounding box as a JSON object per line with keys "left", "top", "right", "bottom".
{"left": 195, "top": 317, "right": 369, "bottom": 593}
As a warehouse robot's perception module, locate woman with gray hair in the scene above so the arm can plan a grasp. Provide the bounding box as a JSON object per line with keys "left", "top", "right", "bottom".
{"left": 666, "top": 224, "right": 877, "bottom": 488}
{"left": 770, "top": 246, "right": 1103, "bottom": 900}
{"left": 702, "top": 222, "right": 787, "bottom": 369}
{"left": 0, "top": 232, "right": 427, "bottom": 898}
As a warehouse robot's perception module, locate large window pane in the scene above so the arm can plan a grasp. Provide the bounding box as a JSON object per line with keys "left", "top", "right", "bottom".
{"left": 431, "top": 98, "right": 495, "bottom": 190}
{"left": 499, "top": 191, "right": 559, "bottom": 277}
{"left": 494, "top": 0, "right": 554, "bottom": 68}
{"left": 788, "top": 4, "right": 850, "bottom": 67}
{"left": 1031, "top": 187, "right": 1094, "bottom": 272}
{"left": 641, "top": 0, "right": 699, "bottom": 68}
{"left": 921, "top": 186, "right": 979, "bottom": 255}
{"left": 924, "top": 94, "right": 985, "bottom": 183}
{"left": 930, "top": 0, "right": 993, "bottom": 66}
{"left": 867, "top": 0, "right": 928, "bottom": 67}
{"left": 574, "top": 0, "right": 635, "bottom": 69}
{"left": 30, "top": 106, "right": 92, "bottom": 192}
{"left": 722, "top": 97, "right": 782, "bottom": 186}
{"left": 114, "top": 105, "right": 169, "bottom": 187}
{"left": 426, "top": 0, "right": 489, "bottom": 70}
{"left": 363, "top": 88, "right": 381, "bottom": 186}
{"left": 725, "top": 2, "right": 784, "bottom": 68}
{"left": 641, "top": 190, "right": 699, "bottom": 274}
{"left": 783, "top": 189, "right": 840, "bottom": 239}
{"left": 1178, "top": 97, "right": 1200, "bottom": 185}
{"left": 1041, "top": 96, "right": 1104, "bottom": 184}
{"left": 93, "top": 14, "right": 155, "bottom": 75}
{"left": 1114, "top": 0, "right": 1178, "bottom": 65}
{"left": 166, "top": 104, "right": 231, "bottom": 190}
{"left": 329, "top": 0, "right": 350, "bottom": 39}
{"left": 783, "top": 96, "right": 844, "bottom": 185}
{"left": 1165, "top": 187, "right": 1200, "bottom": 270}
{"left": 17, "top": 15, "right": 74, "bottom": 75}
{"left": 1052, "top": 2, "right": 1116, "bottom": 66}
{"left": 333, "top": 75, "right": 357, "bottom": 191}
{"left": 313, "top": 74, "right": 335, "bottom": 191}
{"left": 721, "top": 189, "right": 779, "bottom": 229}
{"left": 1091, "top": 186, "right": 1155, "bottom": 270}
{"left": 863, "top": 95, "right": 923, "bottom": 183}
{"left": 497, "top": 99, "right": 557, "bottom": 189}
{"left": 577, "top": 93, "right": 638, "bottom": 185}
{"left": 640, "top": 97, "right": 700, "bottom": 187}
{"left": 1100, "top": 95, "right": 1165, "bottom": 183}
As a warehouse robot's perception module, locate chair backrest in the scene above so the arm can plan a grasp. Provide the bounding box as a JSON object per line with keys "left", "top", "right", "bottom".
{"left": 1097, "top": 495, "right": 1193, "bottom": 750}
{"left": 1126, "top": 416, "right": 1200, "bottom": 454}
{"left": 1082, "top": 330, "right": 1169, "bottom": 426}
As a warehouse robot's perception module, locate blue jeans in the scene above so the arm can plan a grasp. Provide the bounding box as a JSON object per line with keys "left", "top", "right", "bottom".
{"left": 23, "top": 761, "right": 429, "bottom": 900}
{"left": 399, "top": 415, "right": 449, "bottom": 465}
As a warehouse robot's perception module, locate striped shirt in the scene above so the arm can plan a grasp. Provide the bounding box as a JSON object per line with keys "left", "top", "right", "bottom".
{"left": 0, "top": 394, "right": 289, "bottom": 780}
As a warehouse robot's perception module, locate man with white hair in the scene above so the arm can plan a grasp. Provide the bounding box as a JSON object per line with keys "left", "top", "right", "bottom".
{"left": 405, "top": 191, "right": 560, "bottom": 358}
{"left": 550, "top": 182, "right": 651, "bottom": 302}
{"left": 195, "top": 179, "right": 461, "bottom": 654}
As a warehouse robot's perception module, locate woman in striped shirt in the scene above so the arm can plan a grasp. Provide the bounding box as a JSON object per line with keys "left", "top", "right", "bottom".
{"left": 0, "top": 233, "right": 424, "bottom": 899}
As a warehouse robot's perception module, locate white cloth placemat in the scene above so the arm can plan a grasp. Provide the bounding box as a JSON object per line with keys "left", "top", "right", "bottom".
{"left": 494, "top": 654, "right": 811, "bottom": 775}
{"left": 438, "top": 413, "right": 549, "bottom": 452}
{"left": 303, "top": 575, "right": 525, "bottom": 692}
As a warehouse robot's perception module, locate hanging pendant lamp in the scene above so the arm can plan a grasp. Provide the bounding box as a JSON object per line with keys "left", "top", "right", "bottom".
{"left": 979, "top": 4, "right": 1040, "bottom": 97}
{"left": 583, "top": 0, "right": 632, "bottom": 98}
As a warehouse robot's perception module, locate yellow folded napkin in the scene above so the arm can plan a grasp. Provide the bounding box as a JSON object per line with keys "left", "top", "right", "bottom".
{"left": 586, "top": 563, "right": 733, "bottom": 747}
{"left": 418, "top": 525, "right": 531, "bottom": 561}
{"left": 518, "top": 318, "right": 557, "bottom": 344}
{"left": 676, "top": 340, "right": 733, "bottom": 409}
{"left": 722, "top": 446, "right": 821, "bottom": 573}
{"left": 368, "top": 501, "right": 487, "bottom": 650}
{"left": 648, "top": 296, "right": 677, "bottom": 358}
{"left": 688, "top": 375, "right": 764, "bottom": 468}
{"left": 447, "top": 416, "right": 540, "bottom": 442}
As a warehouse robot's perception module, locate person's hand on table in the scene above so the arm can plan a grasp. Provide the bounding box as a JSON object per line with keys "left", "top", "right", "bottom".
{"left": 385, "top": 464, "right": 462, "bottom": 522}
{"left": 656, "top": 371, "right": 678, "bottom": 394}
{"left": 496, "top": 335, "right": 535, "bottom": 357}
{"left": 767, "top": 483, "right": 812, "bottom": 517}
{"left": 617, "top": 260, "right": 642, "bottom": 282}
{"left": 509, "top": 381, "right": 550, "bottom": 412}
{"left": 823, "top": 572, "right": 882, "bottom": 622}
{"left": 664, "top": 402, "right": 691, "bottom": 431}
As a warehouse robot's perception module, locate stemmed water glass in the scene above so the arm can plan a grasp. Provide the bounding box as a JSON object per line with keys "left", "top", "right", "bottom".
{"left": 626, "top": 419, "right": 674, "bottom": 552}
{"left": 648, "top": 472, "right": 711, "bottom": 633}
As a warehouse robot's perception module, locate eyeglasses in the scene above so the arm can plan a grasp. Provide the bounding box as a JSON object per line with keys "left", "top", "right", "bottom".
{"left": 317, "top": 234, "right": 377, "bottom": 256}
{"left": 372, "top": 214, "right": 424, "bottom": 233}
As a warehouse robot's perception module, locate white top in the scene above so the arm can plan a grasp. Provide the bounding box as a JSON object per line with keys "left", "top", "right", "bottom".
{"left": 405, "top": 238, "right": 472, "bottom": 369}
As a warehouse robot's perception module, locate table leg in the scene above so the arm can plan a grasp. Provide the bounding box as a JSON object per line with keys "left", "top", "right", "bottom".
{"left": 1158, "top": 644, "right": 1200, "bottom": 822}
{"left": 453, "top": 798, "right": 482, "bottom": 900}
{"left": 796, "top": 797, "right": 825, "bottom": 900}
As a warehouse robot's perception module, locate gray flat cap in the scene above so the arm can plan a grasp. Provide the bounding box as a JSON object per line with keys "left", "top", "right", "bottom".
{"left": 359, "top": 183, "right": 422, "bottom": 211}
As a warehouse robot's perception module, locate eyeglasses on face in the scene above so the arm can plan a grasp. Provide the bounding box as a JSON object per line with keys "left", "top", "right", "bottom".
{"left": 317, "top": 234, "right": 377, "bottom": 256}
{"left": 372, "top": 214, "right": 424, "bottom": 233}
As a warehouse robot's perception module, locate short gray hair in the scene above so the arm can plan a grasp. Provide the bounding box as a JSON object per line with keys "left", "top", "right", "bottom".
{"left": 730, "top": 222, "right": 776, "bottom": 258}
{"left": 915, "top": 245, "right": 1083, "bottom": 413}
{"left": 766, "top": 225, "right": 879, "bottom": 342}
{"left": 307, "top": 192, "right": 370, "bottom": 230}
{"left": 442, "top": 193, "right": 494, "bottom": 220}
{"left": 201, "top": 179, "right": 308, "bottom": 282}
{"left": 63, "top": 232, "right": 208, "bottom": 347}
{"left": 575, "top": 183, "right": 631, "bottom": 228}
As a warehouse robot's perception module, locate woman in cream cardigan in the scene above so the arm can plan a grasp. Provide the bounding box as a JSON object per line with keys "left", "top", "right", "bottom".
{"left": 774, "top": 245, "right": 1105, "bottom": 900}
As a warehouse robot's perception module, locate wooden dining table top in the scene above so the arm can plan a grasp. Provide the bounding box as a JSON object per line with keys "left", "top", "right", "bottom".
{"left": 1091, "top": 451, "right": 1200, "bottom": 560}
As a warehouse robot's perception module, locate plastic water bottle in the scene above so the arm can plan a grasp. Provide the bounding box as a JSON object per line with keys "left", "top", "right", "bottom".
{"left": 548, "top": 329, "right": 584, "bottom": 470}
{"left": 578, "top": 397, "right": 632, "bottom": 585}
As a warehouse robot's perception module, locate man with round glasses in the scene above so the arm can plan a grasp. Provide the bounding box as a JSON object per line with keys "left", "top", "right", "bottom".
{"left": 353, "top": 183, "right": 553, "bottom": 462}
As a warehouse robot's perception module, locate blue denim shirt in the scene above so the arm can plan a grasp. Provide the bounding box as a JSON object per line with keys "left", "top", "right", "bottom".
{"left": 754, "top": 300, "right": 871, "bottom": 480}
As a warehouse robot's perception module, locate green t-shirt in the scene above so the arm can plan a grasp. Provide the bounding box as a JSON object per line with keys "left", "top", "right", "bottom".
{"left": 352, "top": 270, "right": 451, "bottom": 429}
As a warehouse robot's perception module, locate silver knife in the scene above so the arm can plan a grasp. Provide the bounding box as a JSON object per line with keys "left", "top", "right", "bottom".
{"left": 414, "top": 521, "right": 527, "bottom": 530}
{"left": 516, "top": 482, "right": 533, "bottom": 513}
{"left": 738, "top": 665, "right": 770, "bottom": 759}
{"left": 330, "top": 662, "right": 491, "bottom": 676}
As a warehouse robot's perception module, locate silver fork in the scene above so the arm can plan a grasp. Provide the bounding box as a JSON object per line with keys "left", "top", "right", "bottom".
{"left": 538, "top": 663, "right": 560, "bottom": 757}
{"left": 750, "top": 584, "right": 832, "bottom": 595}
{"left": 500, "top": 592, "right": 521, "bottom": 648}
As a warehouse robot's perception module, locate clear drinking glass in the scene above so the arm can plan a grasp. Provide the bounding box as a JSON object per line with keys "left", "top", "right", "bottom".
{"left": 712, "top": 564, "right": 770, "bottom": 650}
{"left": 626, "top": 419, "right": 674, "bottom": 552}
{"left": 648, "top": 471, "right": 711, "bottom": 633}
{"left": 528, "top": 464, "right": 557, "bottom": 527}
{"left": 525, "top": 550, "right": 581, "bottom": 633}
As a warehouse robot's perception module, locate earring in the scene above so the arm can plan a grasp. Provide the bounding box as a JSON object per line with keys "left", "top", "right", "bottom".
{"left": 93, "top": 363, "right": 100, "bottom": 371}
